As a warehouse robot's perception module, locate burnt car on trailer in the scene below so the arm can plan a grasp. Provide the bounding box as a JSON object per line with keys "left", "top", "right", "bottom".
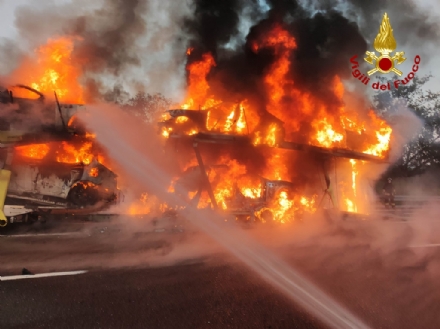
{"left": 158, "top": 104, "right": 389, "bottom": 221}
{"left": 0, "top": 85, "right": 120, "bottom": 226}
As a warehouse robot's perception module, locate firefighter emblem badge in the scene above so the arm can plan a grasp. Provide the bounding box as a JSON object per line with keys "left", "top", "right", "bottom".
{"left": 364, "top": 13, "right": 406, "bottom": 76}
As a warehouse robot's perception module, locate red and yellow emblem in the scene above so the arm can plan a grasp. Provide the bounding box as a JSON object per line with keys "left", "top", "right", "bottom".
{"left": 364, "top": 13, "right": 406, "bottom": 76}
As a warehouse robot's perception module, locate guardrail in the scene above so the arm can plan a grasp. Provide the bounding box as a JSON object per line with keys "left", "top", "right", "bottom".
{"left": 370, "top": 195, "right": 440, "bottom": 220}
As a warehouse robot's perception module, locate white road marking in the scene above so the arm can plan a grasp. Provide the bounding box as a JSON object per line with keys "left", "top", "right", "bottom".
{"left": 0, "top": 232, "right": 87, "bottom": 238}
{"left": 409, "top": 243, "right": 440, "bottom": 248}
{"left": 0, "top": 270, "right": 88, "bottom": 281}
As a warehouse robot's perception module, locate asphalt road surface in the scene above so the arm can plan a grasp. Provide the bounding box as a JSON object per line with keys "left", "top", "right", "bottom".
{"left": 1, "top": 263, "right": 325, "bottom": 329}
{"left": 2, "top": 209, "right": 440, "bottom": 329}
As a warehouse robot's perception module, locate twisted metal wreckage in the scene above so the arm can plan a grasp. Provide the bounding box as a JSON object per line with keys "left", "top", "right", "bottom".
{"left": 0, "top": 85, "right": 389, "bottom": 228}
{"left": 158, "top": 108, "right": 388, "bottom": 221}
{"left": 0, "top": 85, "right": 119, "bottom": 227}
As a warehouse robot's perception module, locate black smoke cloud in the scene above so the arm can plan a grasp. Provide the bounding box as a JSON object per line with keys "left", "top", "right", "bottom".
{"left": 181, "top": 0, "right": 438, "bottom": 142}
{"left": 309, "top": 0, "right": 439, "bottom": 48}
{"left": 70, "top": 0, "right": 146, "bottom": 74}
{"left": 183, "top": 0, "right": 367, "bottom": 141}
{"left": 346, "top": 0, "right": 439, "bottom": 42}
{"left": 184, "top": 0, "right": 243, "bottom": 57}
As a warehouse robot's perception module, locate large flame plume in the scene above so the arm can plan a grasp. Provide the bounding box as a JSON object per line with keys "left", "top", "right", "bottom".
{"left": 3, "top": 6, "right": 393, "bottom": 222}
{"left": 7, "top": 37, "right": 84, "bottom": 104}
{"left": 159, "top": 23, "right": 393, "bottom": 222}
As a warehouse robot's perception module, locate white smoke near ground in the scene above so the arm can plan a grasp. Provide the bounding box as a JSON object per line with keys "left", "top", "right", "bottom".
{"left": 70, "top": 101, "right": 440, "bottom": 329}
{"left": 1, "top": 99, "right": 437, "bottom": 329}
{"left": 385, "top": 100, "right": 423, "bottom": 163}
{"left": 75, "top": 103, "right": 372, "bottom": 329}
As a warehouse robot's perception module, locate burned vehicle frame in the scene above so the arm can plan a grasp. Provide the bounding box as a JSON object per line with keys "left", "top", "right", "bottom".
{"left": 159, "top": 108, "right": 389, "bottom": 221}
{"left": 0, "top": 85, "right": 120, "bottom": 227}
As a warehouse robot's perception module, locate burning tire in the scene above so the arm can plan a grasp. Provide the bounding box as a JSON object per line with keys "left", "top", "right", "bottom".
{"left": 259, "top": 209, "right": 274, "bottom": 222}
{"left": 67, "top": 182, "right": 101, "bottom": 207}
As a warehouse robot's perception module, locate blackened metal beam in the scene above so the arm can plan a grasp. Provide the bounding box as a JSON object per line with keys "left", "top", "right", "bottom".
{"left": 193, "top": 142, "right": 218, "bottom": 209}
{"left": 170, "top": 132, "right": 388, "bottom": 163}
{"left": 278, "top": 141, "right": 387, "bottom": 163}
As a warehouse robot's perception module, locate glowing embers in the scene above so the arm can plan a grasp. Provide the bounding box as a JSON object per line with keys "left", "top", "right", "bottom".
{"left": 241, "top": 185, "right": 262, "bottom": 199}
{"left": 171, "top": 154, "right": 317, "bottom": 223}
{"left": 56, "top": 141, "right": 94, "bottom": 164}
{"left": 343, "top": 159, "right": 359, "bottom": 213}
{"left": 208, "top": 102, "right": 250, "bottom": 135}
{"left": 76, "top": 181, "right": 95, "bottom": 189}
{"left": 89, "top": 167, "right": 99, "bottom": 177}
{"left": 176, "top": 116, "right": 189, "bottom": 123}
{"left": 344, "top": 198, "right": 356, "bottom": 213}
{"left": 161, "top": 127, "right": 173, "bottom": 138}
{"left": 362, "top": 111, "right": 392, "bottom": 158}
{"left": 128, "top": 192, "right": 151, "bottom": 215}
{"left": 210, "top": 159, "right": 247, "bottom": 210}
{"left": 182, "top": 52, "right": 217, "bottom": 110}
{"left": 341, "top": 115, "right": 366, "bottom": 135}
{"left": 313, "top": 118, "right": 344, "bottom": 148}
{"left": 8, "top": 36, "right": 84, "bottom": 103}
{"left": 223, "top": 103, "right": 248, "bottom": 134}
{"left": 253, "top": 123, "right": 284, "bottom": 147}
{"left": 160, "top": 101, "right": 253, "bottom": 139}
{"left": 268, "top": 190, "right": 294, "bottom": 224}
{"left": 126, "top": 192, "right": 184, "bottom": 216}
{"left": 340, "top": 159, "right": 363, "bottom": 213}
{"left": 313, "top": 110, "right": 392, "bottom": 158}
{"left": 14, "top": 140, "right": 102, "bottom": 165}
{"left": 255, "top": 192, "right": 317, "bottom": 224}
{"left": 15, "top": 144, "right": 50, "bottom": 159}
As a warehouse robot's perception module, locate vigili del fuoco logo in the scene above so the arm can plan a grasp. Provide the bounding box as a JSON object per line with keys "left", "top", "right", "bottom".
{"left": 350, "top": 13, "right": 421, "bottom": 91}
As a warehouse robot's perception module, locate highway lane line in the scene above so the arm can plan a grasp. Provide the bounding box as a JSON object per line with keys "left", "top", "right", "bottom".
{"left": 0, "top": 270, "right": 88, "bottom": 281}
{"left": 0, "top": 232, "right": 88, "bottom": 238}
{"left": 409, "top": 243, "right": 440, "bottom": 248}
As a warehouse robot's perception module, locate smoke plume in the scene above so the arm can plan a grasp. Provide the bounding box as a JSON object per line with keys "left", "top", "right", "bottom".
{"left": 1, "top": 0, "right": 192, "bottom": 101}
{"left": 0, "top": 0, "right": 436, "bottom": 103}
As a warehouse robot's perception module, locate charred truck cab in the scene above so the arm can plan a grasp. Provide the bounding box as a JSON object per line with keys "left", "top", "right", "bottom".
{"left": 0, "top": 85, "right": 120, "bottom": 227}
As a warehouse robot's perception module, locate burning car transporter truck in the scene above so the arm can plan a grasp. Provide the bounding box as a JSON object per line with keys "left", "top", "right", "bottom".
{"left": 159, "top": 108, "right": 389, "bottom": 222}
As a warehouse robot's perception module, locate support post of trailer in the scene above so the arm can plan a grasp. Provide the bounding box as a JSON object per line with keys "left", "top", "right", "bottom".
{"left": 54, "top": 91, "right": 67, "bottom": 130}
{"left": 188, "top": 183, "right": 203, "bottom": 208}
{"left": 317, "top": 157, "right": 336, "bottom": 209}
{"left": 333, "top": 156, "right": 339, "bottom": 208}
{"left": 193, "top": 142, "right": 218, "bottom": 209}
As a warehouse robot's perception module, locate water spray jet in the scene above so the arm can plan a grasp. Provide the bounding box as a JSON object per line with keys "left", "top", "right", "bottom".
{"left": 78, "top": 105, "right": 372, "bottom": 329}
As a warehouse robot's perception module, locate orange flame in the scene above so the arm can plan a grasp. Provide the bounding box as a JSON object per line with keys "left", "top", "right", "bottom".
{"left": 14, "top": 140, "right": 105, "bottom": 166}
{"left": 182, "top": 53, "right": 217, "bottom": 110}
{"left": 8, "top": 37, "right": 84, "bottom": 103}
{"left": 56, "top": 141, "right": 94, "bottom": 164}
{"left": 89, "top": 167, "right": 99, "bottom": 177}
{"left": 159, "top": 25, "right": 394, "bottom": 221}
{"left": 363, "top": 111, "right": 392, "bottom": 157}
{"left": 128, "top": 193, "right": 152, "bottom": 215}
{"left": 15, "top": 144, "right": 50, "bottom": 160}
{"left": 314, "top": 118, "right": 344, "bottom": 148}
